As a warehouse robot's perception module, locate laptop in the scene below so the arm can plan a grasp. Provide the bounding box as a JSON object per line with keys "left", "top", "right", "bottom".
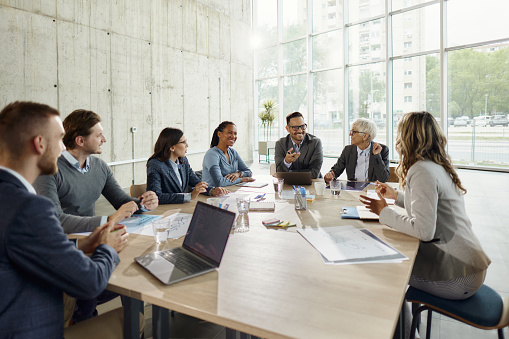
{"left": 275, "top": 171, "right": 313, "bottom": 185}
{"left": 135, "top": 201, "right": 236, "bottom": 285}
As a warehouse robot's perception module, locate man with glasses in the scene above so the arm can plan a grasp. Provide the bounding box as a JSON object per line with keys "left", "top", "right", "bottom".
{"left": 275, "top": 112, "right": 323, "bottom": 178}
{"left": 324, "top": 118, "right": 389, "bottom": 184}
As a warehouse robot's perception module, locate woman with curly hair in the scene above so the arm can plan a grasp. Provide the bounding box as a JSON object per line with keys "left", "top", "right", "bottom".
{"left": 361, "top": 111, "right": 490, "bottom": 334}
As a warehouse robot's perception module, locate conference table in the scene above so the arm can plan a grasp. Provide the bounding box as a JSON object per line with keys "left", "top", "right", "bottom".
{"left": 107, "top": 176, "right": 419, "bottom": 339}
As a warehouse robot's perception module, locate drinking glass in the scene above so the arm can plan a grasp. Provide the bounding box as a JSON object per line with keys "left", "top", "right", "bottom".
{"left": 330, "top": 179, "right": 342, "bottom": 197}
{"left": 152, "top": 219, "right": 169, "bottom": 244}
{"left": 236, "top": 197, "right": 250, "bottom": 214}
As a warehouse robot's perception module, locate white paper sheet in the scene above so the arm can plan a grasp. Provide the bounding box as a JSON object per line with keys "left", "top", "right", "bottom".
{"left": 297, "top": 225, "right": 401, "bottom": 262}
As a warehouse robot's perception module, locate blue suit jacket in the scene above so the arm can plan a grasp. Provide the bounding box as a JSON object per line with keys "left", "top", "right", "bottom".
{"left": 0, "top": 169, "right": 119, "bottom": 338}
{"left": 147, "top": 157, "right": 210, "bottom": 204}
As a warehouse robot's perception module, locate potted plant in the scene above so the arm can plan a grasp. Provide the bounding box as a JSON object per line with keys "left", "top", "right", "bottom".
{"left": 258, "top": 99, "right": 278, "bottom": 162}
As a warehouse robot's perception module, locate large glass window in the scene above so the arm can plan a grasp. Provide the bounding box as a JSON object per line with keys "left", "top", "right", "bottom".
{"left": 253, "top": 0, "right": 509, "bottom": 170}
{"left": 348, "top": 63, "right": 386, "bottom": 143}
{"left": 256, "top": 46, "right": 278, "bottom": 79}
{"left": 283, "top": 39, "right": 307, "bottom": 74}
{"left": 448, "top": 45, "right": 509, "bottom": 167}
{"left": 254, "top": 0, "right": 278, "bottom": 47}
{"left": 314, "top": 69, "right": 344, "bottom": 154}
{"left": 313, "top": 30, "right": 343, "bottom": 69}
{"left": 348, "top": 0, "right": 384, "bottom": 23}
{"left": 283, "top": 0, "right": 307, "bottom": 41}
{"left": 392, "top": 4, "right": 439, "bottom": 56}
{"left": 313, "top": 0, "right": 343, "bottom": 32}
{"left": 447, "top": 0, "right": 509, "bottom": 48}
{"left": 257, "top": 79, "right": 279, "bottom": 142}
{"left": 283, "top": 74, "right": 308, "bottom": 120}
{"left": 348, "top": 19, "right": 385, "bottom": 64}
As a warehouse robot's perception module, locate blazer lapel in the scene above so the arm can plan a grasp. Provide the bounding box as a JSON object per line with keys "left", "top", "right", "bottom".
{"left": 368, "top": 142, "right": 375, "bottom": 180}
{"left": 179, "top": 163, "right": 188, "bottom": 191}
{"left": 346, "top": 147, "right": 358, "bottom": 179}
{"left": 298, "top": 135, "right": 310, "bottom": 167}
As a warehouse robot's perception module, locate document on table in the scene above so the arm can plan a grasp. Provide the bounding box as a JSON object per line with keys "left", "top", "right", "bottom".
{"left": 319, "top": 228, "right": 407, "bottom": 265}
{"left": 280, "top": 189, "right": 309, "bottom": 200}
{"left": 119, "top": 215, "right": 162, "bottom": 233}
{"left": 219, "top": 192, "right": 276, "bottom": 213}
{"left": 366, "top": 190, "right": 395, "bottom": 205}
{"left": 136, "top": 213, "right": 193, "bottom": 239}
{"left": 297, "top": 225, "right": 408, "bottom": 264}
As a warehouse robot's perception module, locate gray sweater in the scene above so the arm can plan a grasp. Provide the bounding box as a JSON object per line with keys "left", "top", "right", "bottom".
{"left": 379, "top": 159, "right": 490, "bottom": 281}
{"left": 34, "top": 156, "right": 140, "bottom": 233}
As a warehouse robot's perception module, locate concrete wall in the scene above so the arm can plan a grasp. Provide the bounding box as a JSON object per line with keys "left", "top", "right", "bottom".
{"left": 0, "top": 0, "right": 253, "bottom": 187}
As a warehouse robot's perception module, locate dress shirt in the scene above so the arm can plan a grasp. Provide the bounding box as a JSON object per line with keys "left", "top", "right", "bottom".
{"left": 62, "top": 150, "right": 90, "bottom": 174}
{"left": 168, "top": 159, "right": 191, "bottom": 203}
{"left": 283, "top": 139, "right": 302, "bottom": 168}
{"left": 354, "top": 144, "right": 371, "bottom": 182}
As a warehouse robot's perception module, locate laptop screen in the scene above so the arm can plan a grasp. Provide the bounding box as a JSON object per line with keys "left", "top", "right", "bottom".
{"left": 183, "top": 201, "right": 236, "bottom": 265}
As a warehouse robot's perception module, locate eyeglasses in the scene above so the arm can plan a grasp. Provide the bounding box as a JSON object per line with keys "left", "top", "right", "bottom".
{"left": 288, "top": 124, "right": 307, "bottom": 131}
{"left": 349, "top": 130, "right": 366, "bottom": 136}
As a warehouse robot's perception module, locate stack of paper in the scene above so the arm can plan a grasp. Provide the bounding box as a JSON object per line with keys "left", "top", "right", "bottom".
{"left": 297, "top": 225, "right": 407, "bottom": 265}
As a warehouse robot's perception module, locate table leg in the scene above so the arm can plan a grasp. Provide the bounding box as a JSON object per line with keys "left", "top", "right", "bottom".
{"left": 123, "top": 297, "right": 142, "bottom": 339}
{"left": 152, "top": 305, "right": 170, "bottom": 339}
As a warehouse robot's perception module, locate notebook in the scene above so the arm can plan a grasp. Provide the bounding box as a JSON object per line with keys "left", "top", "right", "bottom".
{"left": 235, "top": 182, "right": 268, "bottom": 188}
{"left": 341, "top": 206, "right": 379, "bottom": 220}
{"left": 274, "top": 172, "right": 313, "bottom": 185}
{"left": 135, "top": 201, "right": 236, "bottom": 285}
{"left": 249, "top": 201, "right": 275, "bottom": 211}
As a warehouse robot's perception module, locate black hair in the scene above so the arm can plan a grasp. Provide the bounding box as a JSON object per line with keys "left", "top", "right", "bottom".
{"left": 210, "top": 121, "right": 235, "bottom": 148}
{"left": 286, "top": 112, "right": 304, "bottom": 125}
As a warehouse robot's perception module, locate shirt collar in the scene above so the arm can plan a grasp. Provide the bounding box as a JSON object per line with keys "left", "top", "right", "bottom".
{"left": 290, "top": 138, "right": 302, "bottom": 152}
{"left": 357, "top": 143, "right": 372, "bottom": 156}
{"left": 0, "top": 166, "right": 37, "bottom": 194}
{"left": 168, "top": 158, "right": 180, "bottom": 171}
{"left": 62, "top": 150, "right": 90, "bottom": 173}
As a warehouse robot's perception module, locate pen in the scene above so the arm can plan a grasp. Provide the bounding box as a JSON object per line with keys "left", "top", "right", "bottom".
{"left": 255, "top": 193, "right": 266, "bottom": 201}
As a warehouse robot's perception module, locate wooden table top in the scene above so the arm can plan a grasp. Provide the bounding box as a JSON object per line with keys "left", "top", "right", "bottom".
{"left": 107, "top": 176, "right": 418, "bottom": 339}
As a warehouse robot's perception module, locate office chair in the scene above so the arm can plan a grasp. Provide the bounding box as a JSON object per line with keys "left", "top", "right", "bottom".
{"left": 129, "top": 183, "right": 147, "bottom": 198}
{"left": 406, "top": 284, "right": 509, "bottom": 339}
{"left": 270, "top": 164, "right": 276, "bottom": 176}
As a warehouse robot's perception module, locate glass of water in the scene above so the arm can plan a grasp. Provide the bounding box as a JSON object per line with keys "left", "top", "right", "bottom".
{"left": 273, "top": 177, "right": 284, "bottom": 200}
{"left": 236, "top": 196, "right": 250, "bottom": 214}
{"left": 152, "top": 218, "right": 170, "bottom": 244}
{"left": 330, "top": 179, "right": 342, "bottom": 197}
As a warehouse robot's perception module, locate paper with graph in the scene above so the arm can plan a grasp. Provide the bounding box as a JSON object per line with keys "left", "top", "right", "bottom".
{"left": 297, "top": 225, "right": 407, "bottom": 263}
{"left": 136, "top": 213, "right": 192, "bottom": 239}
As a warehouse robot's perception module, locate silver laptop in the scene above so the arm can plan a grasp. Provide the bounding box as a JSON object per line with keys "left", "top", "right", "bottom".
{"left": 135, "top": 201, "right": 236, "bottom": 285}
{"left": 275, "top": 171, "right": 313, "bottom": 185}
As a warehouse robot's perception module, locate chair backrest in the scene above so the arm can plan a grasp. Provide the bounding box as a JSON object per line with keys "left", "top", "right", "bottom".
{"left": 388, "top": 164, "right": 398, "bottom": 183}
{"left": 130, "top": 183, "right": 147, "bottom": 198}
{"left": 270, "top": 164, "right": 276, "bottom": 176}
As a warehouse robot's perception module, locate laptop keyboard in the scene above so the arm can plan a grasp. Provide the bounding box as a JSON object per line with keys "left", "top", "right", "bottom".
{"left": 159, "top": 248, "right": 213, "bottom": 275}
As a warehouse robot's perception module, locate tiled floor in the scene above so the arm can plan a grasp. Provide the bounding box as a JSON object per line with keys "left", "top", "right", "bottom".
{"left": 96, "top": 156, "right": 509, "bottom": 338}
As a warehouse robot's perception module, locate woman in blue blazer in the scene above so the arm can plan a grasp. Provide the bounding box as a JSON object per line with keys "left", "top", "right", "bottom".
{"left": 202, "top": 121, "right": 255, "bottom": 187}
{"left": 147, "top": 128, "right": 227, "bottom": 204}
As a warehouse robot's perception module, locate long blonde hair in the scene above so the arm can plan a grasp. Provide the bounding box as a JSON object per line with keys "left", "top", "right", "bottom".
{"left": 396, "top": 111, "right": 466, "bottom": 193}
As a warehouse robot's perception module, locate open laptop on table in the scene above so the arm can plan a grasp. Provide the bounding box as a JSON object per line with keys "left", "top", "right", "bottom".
{"left": 274, "top": 171, "right": 312, "bottom": 185}
{"left": 135, "top": 201, "right": 236, "bottom": 285}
